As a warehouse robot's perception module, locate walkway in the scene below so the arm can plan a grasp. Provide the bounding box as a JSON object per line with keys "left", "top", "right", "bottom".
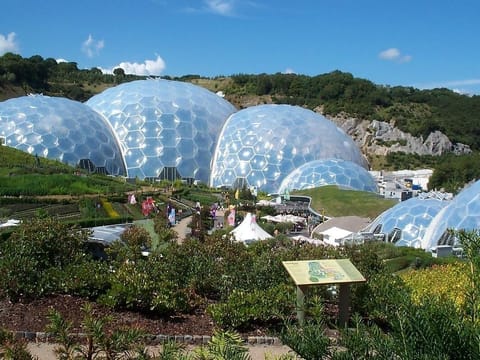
{"left": 173, "top": 209, "right": 225, "bottom": 243}
{"left": 26, "top": 342, "right": 294, "bottom": 360}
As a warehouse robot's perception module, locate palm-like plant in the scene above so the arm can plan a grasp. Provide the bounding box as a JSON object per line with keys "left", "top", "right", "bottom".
{"left": 193, "top": 331, "right": 251, "bottom": 360}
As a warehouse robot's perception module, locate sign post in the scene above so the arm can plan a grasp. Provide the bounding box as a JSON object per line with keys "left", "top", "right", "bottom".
{"left": 283, "top": 259, "right": 366, "bottom": 327}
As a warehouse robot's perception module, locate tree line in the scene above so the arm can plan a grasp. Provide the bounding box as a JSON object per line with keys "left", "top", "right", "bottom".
{"left": 228, "top": 71, "right": 480, "bottom": 151}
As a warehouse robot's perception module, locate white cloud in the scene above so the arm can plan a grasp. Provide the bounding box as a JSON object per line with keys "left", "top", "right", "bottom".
{"left": 204, "top": 0, "right": 235, "bottom": 16}
{"left": 102, "top": 55, "right": 167, "bottom": 76}
{"left": 379, "top": 48, "right": 412, "bottom": 63}
{"left": 184, "top": 0, "right": 258, "bottom": 17}
{"left": 0, "top": 32, "right": 19, "bottom": 55}
{"left": 283, "top": 68, "right": 296, "bottom": 74}
{"left": 82, "top": 34, "right": 104, "bottom": 58}
{"left": 441, "top": 79, "right": 480, "bottom": 87}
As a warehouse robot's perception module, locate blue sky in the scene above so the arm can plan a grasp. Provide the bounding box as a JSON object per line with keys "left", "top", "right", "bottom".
{"left": 1, "top": 0, "right": 480, "bottom": 94}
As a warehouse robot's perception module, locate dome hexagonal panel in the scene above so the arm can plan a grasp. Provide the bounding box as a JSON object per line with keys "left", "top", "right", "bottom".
{"left": 86, "top": 79, "right": 236, "bottom": 182}
{"left": 366, "top": 197, "right": 448, "bottom": 248}
{"left": 423, "top": 180, "right": 480, "bottom": 250}
{"left": 210, "top": 104, "right": 368, "bottom": 193}
{"left": 0, "top": 94, "right": 126, "bottom": 175}
{"left": 278, "top": 159, "right": 378, "bottom": 194}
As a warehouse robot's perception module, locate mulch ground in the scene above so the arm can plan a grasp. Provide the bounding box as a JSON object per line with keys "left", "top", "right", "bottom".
{"left": 0, "top": 294, "right": 271, "bottom": 338}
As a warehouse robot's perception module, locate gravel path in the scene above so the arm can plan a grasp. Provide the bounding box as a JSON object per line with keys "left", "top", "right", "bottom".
{"left": 26, "top": 342, "right": 295, "bottom": 360}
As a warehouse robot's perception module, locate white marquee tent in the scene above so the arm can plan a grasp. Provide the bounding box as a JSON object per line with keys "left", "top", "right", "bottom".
{"left": 319, "top": 226, "right": 353, "bottom": 247}
{"left": 230, "top": 213, "right": 272, "bottom": 244}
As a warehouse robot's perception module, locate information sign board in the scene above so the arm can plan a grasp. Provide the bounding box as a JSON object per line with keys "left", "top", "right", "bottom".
{"left": 282, "top": 259, "right": 366, "bottom": 286}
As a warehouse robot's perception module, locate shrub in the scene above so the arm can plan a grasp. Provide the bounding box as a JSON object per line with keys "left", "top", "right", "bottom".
{"left": 50, "top": 261, "right": 112, "bottom": 300}
{"left": 100, "top": 197, "right": 120, "bottom": 218}
{"left": 0, "top": 217, "right": 90, "bottom": 301}
{"left": 401, "top": 263, "right": 468, "bottom": 309}
{"left": 0, "top": 328, "right": 34, "bottom": 360}
{"left": 207, "top": 284, "right": 294, "bottom": 330}
{"left": 98, "top": 258, "right": 191, "bottom": 315}
{"left": 46, "top": 304, "right": 147, "bottom": 360}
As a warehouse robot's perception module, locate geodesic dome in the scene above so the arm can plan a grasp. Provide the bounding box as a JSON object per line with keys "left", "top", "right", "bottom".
{"left": 278, "top": 159, "right": 377, "bottom": 194}
{"left": 0, "top": 94, "right": 126, "bottom": 175}
{"left": 422, "top": 180, "right": 480, "bottom": 250}
{"left": 365, "top": 197, "right": 448, "bottom": 248}
{"left": 210, "top": 104, "right": 368, "bottom": 193}
{"left": 86, "top": 79, "right": 236, "bottom": 183}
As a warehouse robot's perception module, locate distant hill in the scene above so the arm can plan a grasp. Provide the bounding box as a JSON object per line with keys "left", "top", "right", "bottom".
{"left": 2, "top": 53, "right": 479, "bottom": 149}
{"left": 2, "top": 53, "right": 480, "bottom": 191}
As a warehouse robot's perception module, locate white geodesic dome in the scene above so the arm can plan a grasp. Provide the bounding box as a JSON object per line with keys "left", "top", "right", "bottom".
{"left": 278, "top": 159, "right": 377, "bottom": 194}
{"left": 365, "top": 197, "right": 448, "bottom": 248}
{"left": 422, "top": 180, "right": 480, "bottom": 250}
{"left": 0, "top": 94, "right": 126, "bottom": 175}
{"left": 86, "top": 79, "right": 236, "bottom": 182}
{"left": 210, "top": 104, "right": 367, "bottom": 193}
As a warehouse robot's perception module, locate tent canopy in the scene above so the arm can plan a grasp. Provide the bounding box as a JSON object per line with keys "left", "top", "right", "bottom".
{"left": 261, "top": 214, "right": 306, "bottom": 223}
{"left": 230, "top": 213, "right": 272, "bottom": 244}
{"left": 319, "top": 226, "right": 353, "bottom": 247}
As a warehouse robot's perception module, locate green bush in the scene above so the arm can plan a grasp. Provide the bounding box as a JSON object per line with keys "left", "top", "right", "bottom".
{"left": 50, "top": 261, "right": 112, "bottom": 300}
{"left": 207, "top": 284, "right": 294, "bottom": 330}
{"left": 280, "top": 319, "right": 332, "bottom": 360}
{"left": 98, "top": 258, "right": 191, "bottom": 315}
{"left": 0, "top": 217, "right": 90, "bottom": 301}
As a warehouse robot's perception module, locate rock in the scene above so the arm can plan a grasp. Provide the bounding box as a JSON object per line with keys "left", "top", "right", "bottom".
{"left": 326, "top": 114, "right": 471, "bottom": 157}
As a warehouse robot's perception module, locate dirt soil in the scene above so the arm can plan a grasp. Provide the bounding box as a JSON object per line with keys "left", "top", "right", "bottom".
{"left": 0, "top": 294, "right": 271, "bottom": 338}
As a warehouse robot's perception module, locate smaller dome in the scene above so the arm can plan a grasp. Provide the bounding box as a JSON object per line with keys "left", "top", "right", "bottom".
{"left": 422, "top": 180, "right": 480, "bottom": 250}
{"left": 0, "top": 95, "right": 126, "bottom": 175}
{"left": 366, "top": 197, "right": 448, "bottom": 248}
{"left": 278, "top": 159, "right": 378, "bottom": 194}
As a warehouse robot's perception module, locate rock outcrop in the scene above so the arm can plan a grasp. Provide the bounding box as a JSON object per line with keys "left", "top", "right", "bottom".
{"left": 326, "top": 114, "right": 472, "bottom": 157}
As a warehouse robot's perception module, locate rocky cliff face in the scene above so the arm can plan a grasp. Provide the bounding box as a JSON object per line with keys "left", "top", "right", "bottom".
{"left": 229, "top": 98, "right": 471, "bottom": 158}
{"left": 326, "top": 114, "right": 472, "bottom": 157}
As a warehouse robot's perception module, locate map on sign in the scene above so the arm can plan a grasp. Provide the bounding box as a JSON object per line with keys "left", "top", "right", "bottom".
{"left": 282, "top": 259, "right": 366, "bottom": 286}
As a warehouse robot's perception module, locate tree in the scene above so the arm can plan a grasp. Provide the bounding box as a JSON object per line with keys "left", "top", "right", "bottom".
{"left": 113, "top": 67, "right": 125, "bottom": 77}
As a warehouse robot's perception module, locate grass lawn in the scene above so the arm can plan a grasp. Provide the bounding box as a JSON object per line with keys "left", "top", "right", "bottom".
{"left": 296, "top": 185, "right": 398, "bottom": 219}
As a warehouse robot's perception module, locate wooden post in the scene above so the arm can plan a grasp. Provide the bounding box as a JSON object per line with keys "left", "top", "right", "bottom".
{"left": 296, "top": 285, "right": 308, "bottom": 326}
{"left": 338, "top": 284, "right": 351, "bottom": 327}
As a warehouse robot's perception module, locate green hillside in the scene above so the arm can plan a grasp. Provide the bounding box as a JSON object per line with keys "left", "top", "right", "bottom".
{"left": 0, "top": 146, "right": 134, "bottom": 196}
{"left": 296, "top": 185, "right": 397, "bottom": 219}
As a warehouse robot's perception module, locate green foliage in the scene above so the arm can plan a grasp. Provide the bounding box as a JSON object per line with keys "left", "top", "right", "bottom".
{"left": 280, "top": 314, "right": 332, "bottom": 360}
{"left": 0, "top": 172, "right": 134, "bottom": 196}
{"left": 193, "top": 330, "right": 251, "bottom": 360}
{"left": 52, "top": 260, "right": 112, "bottom": 299}
{"left": 457, "top": 229, "right": 480, "bottom": 323}
{"left": 153, "top": 214, "right": 178, "bottom": 246}
{"left": 0, "top": 146, "right": 134, "bottom": 197}
{"left": 120, "top": 225, "right": 152, "bottom": 257}
{"left": 207, "top": 284, "right": 294, "bottom": 330}
{"left": 173, "top": 187, "right": 219, "bottom": 205}
{"left": 155, "top": 341, "right": 191, "bottom": 360}
{"left": 0, "top": 328, "right": 34, "bottom": 360}
{"left": 46, "top": 303, "right": 147, "bottom": 360}
{"left": 0, "top": 217, "right": 90, "bottom": 301}
{"left": 331, "top": 315, "right": 396, "bottom": 360}
{"left": 98, "top": 254, "right": 191, "bottom": 315}
{"left": 428, "top": 153, "right": 480, "bottom": 193}
{"left": 382, "top": 151, "right": 439, "bottom": 171}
